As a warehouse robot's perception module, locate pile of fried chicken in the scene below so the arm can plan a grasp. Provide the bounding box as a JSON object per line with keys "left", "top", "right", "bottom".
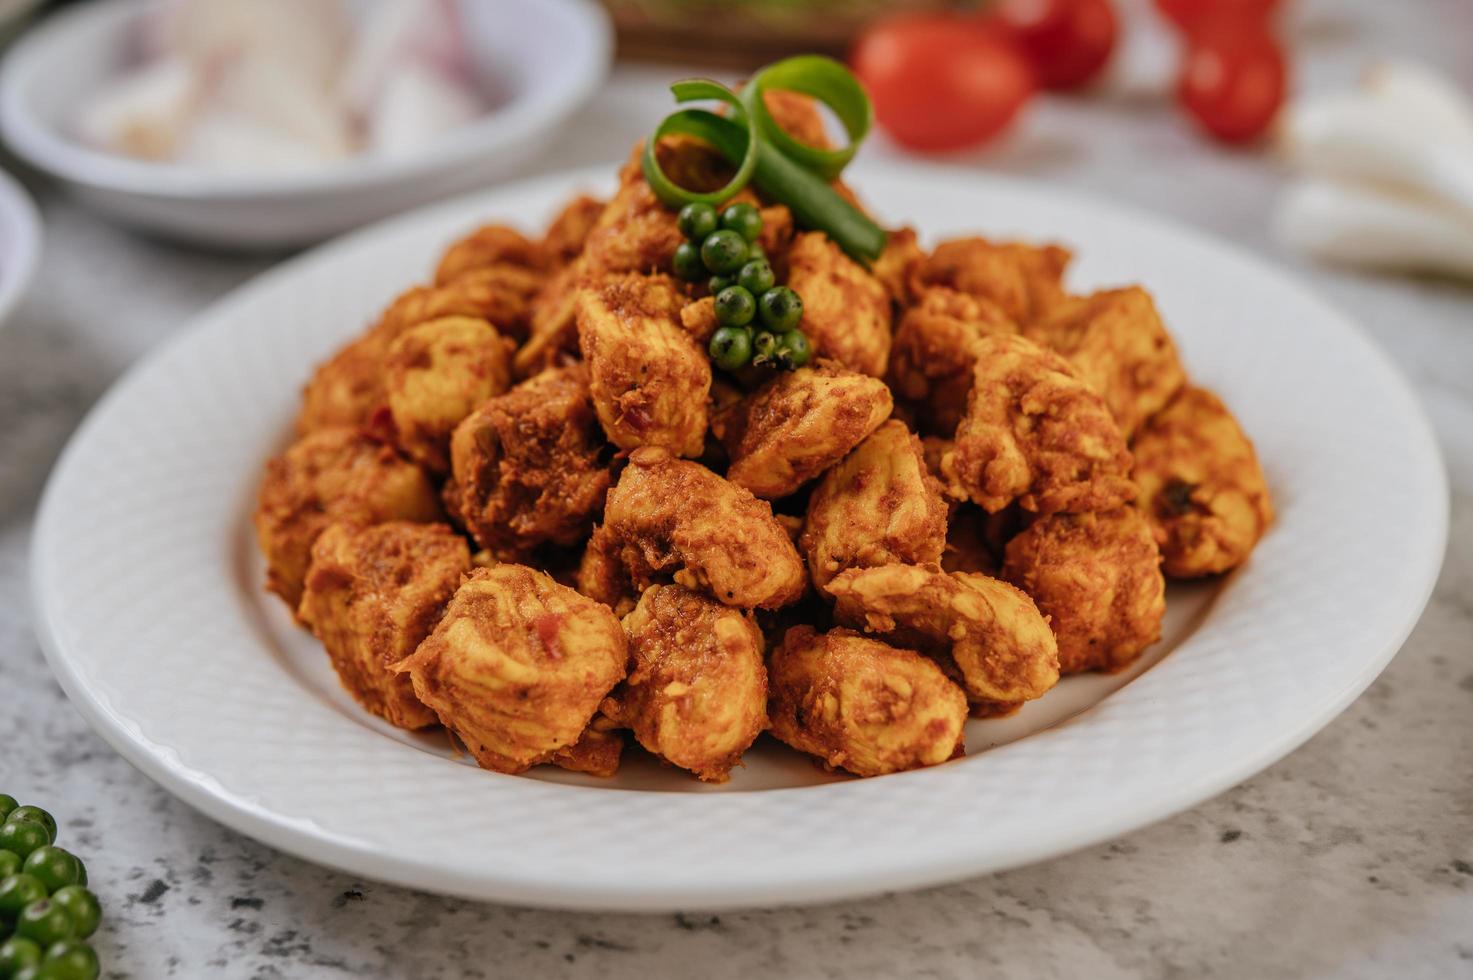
{"left": 255, "top": 94, "right": 1272, "bottom": 782}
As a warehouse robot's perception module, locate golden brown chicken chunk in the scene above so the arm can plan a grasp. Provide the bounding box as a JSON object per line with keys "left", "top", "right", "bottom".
{"left": 380, "top": 266, "right": 546, "bottom": 343}
{"left": 801, "top": 420, "right": 947, "bottom": 595}
{"left": 576, "top": 528, "right": 639, "bottom": 617}
{"left": 581, "top": 149, "right": 687, "bottom": 276}
{"left": 444, "top": 366, "right": 611, "bottom": 559}
{"left": 785, "top": 231, "right": 892, "bottom": 377}
{"left": 888, "top": 287, "right": 1017, "bottom": 436}
{"left": 397, "top": 564, "right": 628, "bottom": 774}
{"left": 541, "top": 194, "right": 605, "bottom": 266}
{"left": 827, "top": 563, "right": 1059, "bottom": 710}
{"left": 383, "top": 316, "right": 514, "bottom": 473}
{"left": 871, "top": 227, "right": 925, "bottom": 306}
{"left": 296, "top": 332, "right": 387, "bottom": 435}
{"left": 940, "top": 334, "right": 1135, "bottom": 516}
{"left": 1002, "top": 507, "right": 1165, "bottom": 674}
{"left": 255, "top": 428, "right": 442, "bottom": 610}
{"left": 434, "top": 224, "right": 545, "bottom": 285}
{"left": 604, "top": 585, "right": 767, "bottom": 782}
{"left": 298, "top": 522, "right": 469, "bottom": 730}
{"left": 513, "top": 260, "right": 589, "bottom": 376}
{"left": 768, "top": 626, "right": 967, "bottom": 777}
{"left": 1024, "top": 286, "right": 1186, "bottom": 438}
{"left": 577, "top": 273, "right": 711, "bottom": 457}
{"left": 549, "top": 715, "right": 625, "bottom": 778}
{"left": 911, "top": 237, "right": 1072, "bottom": 325}
{"left": 714, "top": 361, "right": 893, "bottom": 499}
{"left": 601, "top": 447, "right": 807, "bottom": 609}
{"left": 1131, "top": 386, "right": 1273, "bottom": 577}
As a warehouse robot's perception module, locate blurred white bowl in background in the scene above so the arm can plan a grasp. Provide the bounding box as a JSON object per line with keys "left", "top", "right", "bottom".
{"left": 0, "top": 0, "right": 611, "bottom": 248}
{"left": 0, "top": 166, "right": 41, "bottom": 331}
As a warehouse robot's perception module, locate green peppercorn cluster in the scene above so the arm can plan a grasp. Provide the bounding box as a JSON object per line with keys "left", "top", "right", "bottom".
{"left": 0, "top": 797, "right": 103, "bottom": 980}
{"left": 672, "top": 202, "right": 812, "bottom": 373}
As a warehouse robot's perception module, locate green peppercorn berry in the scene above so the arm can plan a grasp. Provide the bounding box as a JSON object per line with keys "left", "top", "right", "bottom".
{"left": 758, "top": 286, "right": 803, "bottom": 333}
{"left": 21, "top": 850, "right": 82, "bottom": 895}
{"left": 736, "top": 259, "right": 775, "bottom": 296}
{"left": 720, "top": 202, "right": 763, "bottom": 242}
{"left": 0, "top": 823, "right": 49, "bottom": 861}
{"left": 11, "top": 966, "right": 40, "bottom": 980}
{"left": 708, "top": 327, "right": 753, "bottom": 373}
{"left": 777, "top": 330, "right": 813, "bottom": 369}
{"left": 0, "top": 798, "right": 16, "bottom": 821}
{"left": 0, "top": 876, "right": 48, "bottom": 918}
{"left": 672, "top": 241, "right": 705, "bottom": 281}
{"left": 745, "top": 240, "right": 767, "bottom": 264}
{"left": 751, "top": 330, "right": 778, "bottom": 364}
{"left": 42, "top": 939, "right": 99, "bottom": 980}
{"left": 4, "top": 811, "right": 54, "bottom": 846}
{"left": 47, "top": 889, "right": 98, "bottom": 942}
{"left": 0, "top": 851, "right": 20, "bottom": 880}
{"left": 676, "top": 202, "right": 718, "bottom": 241}
{"left": 700, "top": 229, "right": 748, "bottom": 275}
{"left": 713, "top": 286, "right": 756, "bottom": 327}
{"left": 0, "top": 937, "right": 42, "bottom": 976}
{"left": 708, "top": 275, "right": 732, "bottom": 295}
{"left": 14, "top": 901, "right": 73, "bottom": 948}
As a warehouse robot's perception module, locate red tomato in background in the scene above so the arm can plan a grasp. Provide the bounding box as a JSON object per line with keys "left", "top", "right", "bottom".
{"left": 1154, "top": 0, "right": 1281, "bottom": 33}
{"left": 1177, "top": 21, "right": 1287, "bottom": 142}
{"left": 851, "top": 14, "right": 1035, "bottom": 152}
{"left": 996, "top": 0, "right": 1119, "bottom": 90}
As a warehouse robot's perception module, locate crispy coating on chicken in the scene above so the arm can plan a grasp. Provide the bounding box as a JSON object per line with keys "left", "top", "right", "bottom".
{"left": 714, "top": 361, "right": 893, "bottom": 499}
{"left": 298, "top": 522, "right": 469, "bottom": 730}
{"left": 576, "top": 527, "right": 639, "bottom": 617}
{"left": 444, "top": 366, "right": 611, "bottom": 559}
{"left": 827, "top": 563, "right": 1059, "bottom": 710}
{"left": 397, "top": 564, "right": 628, "bottom": 774}
{"left": 1131, "top": 386, "right": 1273, "bottom": 577}
{"left": 602, "top": 447, "right": 807, "bottom": 609}
{"left": 801, "top": 420, "right": 947, "bottom": 595}
{"left": 678, "top": 295, "right": 719, "bottom": 345}
{"left": 1024, "top": 286, "right": 1186, "bottom": 437}
{"left": 911, "top": 237, "right": 1072, "bottom": 325}
{"left": 542, "top": 194, "right": 605, "bottom": 267}
{"left": 582, "top": 149, "right": 688, "bottom": 276}
{"left": 604, "top": 585, "right": 767, "bottom": 782}
{"left": 761, "top": 88, "right": 833, "bottom": 149}
{"left": 889, "top": 287, "right": 1017, "bottom": 436}
{"left": 785, "top": 231, "right": 892, "bottom": 377}
{"left": 296, "top": 331, "right": 387, "bottom": 434}
{"left": 255, "top": 428, "right": 442, "bottom": 610}
{"left": 872, "top": 227, "right": 925, "bottom": 306}
{"left": 514, "top": 260, "right": 588, "bottom": 376}
{"left": 383, "top": 316, "right": 514, "bottom": 472}
{"left": 380, "top": 266, "right": 545, "bottom": 343}
{"left": 941, "top": 334, "right": 1135, "bottom": 515}
{"left": 1003, "top": 508, "right": 1165, "bottom": 674}
{"left": 577, "top": 273, "right": 711, "bottom": 457}
{"left": 549, "top": 715, "right": 626, "bottom": 778}
{"left": 767, "top": 626, "right": 967, "bottom": 777}
{"left": 434, "top": 224, "right": 545, "bottom": 285}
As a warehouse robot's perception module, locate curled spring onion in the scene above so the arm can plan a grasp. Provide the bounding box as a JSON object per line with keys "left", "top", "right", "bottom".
{"left": 640, "top": 56, "right": 887, "bottom": 264}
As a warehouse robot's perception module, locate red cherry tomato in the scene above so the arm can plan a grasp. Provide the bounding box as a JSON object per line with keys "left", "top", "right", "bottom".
{"left": 851, "top": 14, "right": 1035, "bottom": 152}
{"left": 1177, "top": 23, "right": 1288, "bottom": 143}
{"left": 1154, "top": 0, "right": 1280, "bottom": 33}
{"left": 996, "top": 0, "right": 1118, "bottom": 90}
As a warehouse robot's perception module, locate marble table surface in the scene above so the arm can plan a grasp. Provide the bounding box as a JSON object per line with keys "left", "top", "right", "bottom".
{"left": 2, "top": 2, "right": 1471, "bottom": 977}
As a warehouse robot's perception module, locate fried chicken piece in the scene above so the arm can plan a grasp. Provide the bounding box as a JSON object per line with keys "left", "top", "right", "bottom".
{"left": 714, "top": 361, "right": 892, "bottom": 499}
{"left": 255, "top": 428, "right": 442, "bottom": 610}
{"left": 871, "top": 227, "right": 925, "bottom": 306}
{"left": 397, "top": 564, "right": 628, "bottom": 774}
{"left": 888, "top": 287, "right": 1017, "bottom": 436}
{"left": 785, "top": 231, "right": 892, "bottom": 377}
{"left": 604, "top": 584, "right": 767, "bottom": 782}
{"left": 602, "top": 447, "right": 807, "bottom": 609}
{"left": 827, "top": 564, "right": 1059, "bottom": 710}
{"left": 549, "top": 714, "right": 625, "bottom": 778}
{"left": 296, "top": 331, "right": 386, "bottom": 434}
{"left": 767, "top": 626, "right": 967, "bottom": 777}
{"left": 383, "top": 316, "right": 514, "bottom": 473}
{"left": 1131, "top": 386, "right": 1273, "bottom": 577}
{"left": 380, "top": 266, "right": 545, "bottom": 343}
{"left": 577, "top": 273, "right": 711, "bottom": 457}
{"left": 542, "top": 194, "right": 605, "bottom": 266}
{"left": 444, "top": 366, "right": 611, "bottom": 559}
{"left": 434, "top": 224, "right": 545, "bottom": 285}
{"left": 678, "top": 295, "right": 719, "bottom": 345}
{"left": 581, "top": 148, "right": 687, "bottom": 276}
{"left": 513, "top": 260, "right": 588, "bottom": 376}
{"left": 801, "top": 420, "right": 947, "bottom": 596}
{"left": 576, "top": 527, "right": 639, "bottom": 617}
{"left": 940, "top": 334, "right": 1135, "bottom": 515}
{"left": 298, "top": 522, "right": 469, "bottom": 730}
{"left": 1002, "top": 507, "right": 1165, "bottom": 674}
{"left": 911, "top": 237, "right": 1071, "bottom": 325}
{"left": 1024, "top": 286, "right": 1186, "bottom": 437}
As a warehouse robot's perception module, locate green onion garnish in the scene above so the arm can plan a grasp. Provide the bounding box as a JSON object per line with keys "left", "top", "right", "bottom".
{"left": 641, "top": 56, "right": 888, "bottom": 264}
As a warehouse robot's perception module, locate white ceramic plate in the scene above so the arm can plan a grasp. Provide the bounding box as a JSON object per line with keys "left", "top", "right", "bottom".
{"left": 31, "top": 163, "right": 1447, "bottom": 911}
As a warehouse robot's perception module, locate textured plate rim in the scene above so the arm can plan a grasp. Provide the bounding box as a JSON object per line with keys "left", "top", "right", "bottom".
{"left": 29, "top": 161, "right": 1449, "bottom": 911}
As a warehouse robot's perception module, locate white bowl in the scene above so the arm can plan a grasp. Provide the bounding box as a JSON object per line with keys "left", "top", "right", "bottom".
{"left": 0, "top": 166, "right": 41, "bottom": 331}
{"left": 0, "top": 0, "right": 611, "bottom": 248}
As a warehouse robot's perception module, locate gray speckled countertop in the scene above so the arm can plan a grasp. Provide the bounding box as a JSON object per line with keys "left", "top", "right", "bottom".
{"left": 3, "top": 1, "right": 1472, "bottom": 977}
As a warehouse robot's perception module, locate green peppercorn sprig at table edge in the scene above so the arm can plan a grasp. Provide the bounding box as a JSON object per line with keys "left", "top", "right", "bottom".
{"left": 0, "top": 796, "right": 104, "bottom": 980}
